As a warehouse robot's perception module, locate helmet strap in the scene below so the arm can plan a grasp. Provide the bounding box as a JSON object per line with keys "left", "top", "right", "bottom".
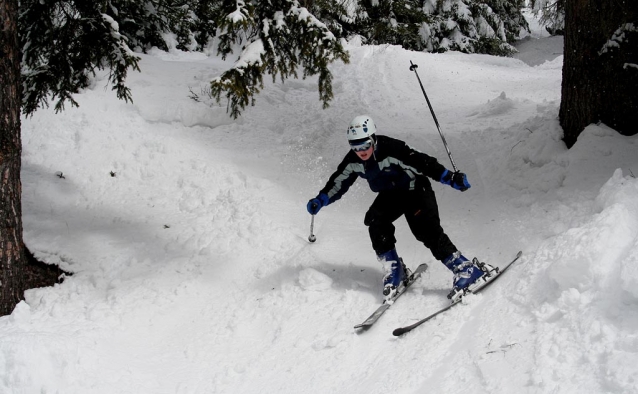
{"left": 371, "top": 137, "right": 377, "bottom": 161}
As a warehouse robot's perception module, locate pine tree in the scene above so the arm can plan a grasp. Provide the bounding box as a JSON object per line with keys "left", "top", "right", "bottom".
{"left": 532, "top": 0, "right": 564, "bottom": 35}
{"left": 559, "top": 0, "right": 638, "bottom": 146}
{"left": 1, "top": 0, "right": 25, "bottom": 316}
{"left": 107, "top": 0, "right": 220, "bottom": 52}
{"left": 2, "top": 0, "right": 67, "bottom": 316}
{"left": 189, "top": 0, "right": 224, "bottom": 51}
{"left": 338, "top": 0, "right": 527, "bottom": 56}
{"left": 352, "top": 0, "right": 432, "bottom": 51}
{"left": 19, "top": 0, "right": 224, "bottom": 116}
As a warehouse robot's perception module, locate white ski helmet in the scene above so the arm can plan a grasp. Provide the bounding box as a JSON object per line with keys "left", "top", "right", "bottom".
{"left": 346, "top": 115, "right": 377, "bottom": 144}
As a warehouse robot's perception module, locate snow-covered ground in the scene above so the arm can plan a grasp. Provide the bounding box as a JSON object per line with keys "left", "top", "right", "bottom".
{"left": 2, "top": 14, "right": 638, "bottom": 394}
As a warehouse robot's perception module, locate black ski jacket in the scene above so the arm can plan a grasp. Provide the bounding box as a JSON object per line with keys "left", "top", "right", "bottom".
{"left": 319, "top": 135, "right": 447, "bottom": 204}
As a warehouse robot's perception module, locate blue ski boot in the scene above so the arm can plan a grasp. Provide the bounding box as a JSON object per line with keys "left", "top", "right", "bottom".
{"left": 377, "top": 249, "right": 408, "bottom": 298}
{"left": 443, "top": 251, "right": 485, "bottom": 291}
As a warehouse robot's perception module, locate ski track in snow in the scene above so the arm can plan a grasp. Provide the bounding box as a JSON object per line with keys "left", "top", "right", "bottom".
{"left": 2, "top": 28, "right": 638, "bottom": 394}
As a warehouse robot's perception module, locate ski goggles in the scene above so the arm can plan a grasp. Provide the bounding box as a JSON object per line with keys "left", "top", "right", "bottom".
{"left": 350, "top": 139, "right": 373, "bottom": 152}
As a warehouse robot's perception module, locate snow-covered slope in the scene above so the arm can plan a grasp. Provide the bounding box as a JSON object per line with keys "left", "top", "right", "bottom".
{"left": 2, "top": 28, "right": 638, "bottom": 394}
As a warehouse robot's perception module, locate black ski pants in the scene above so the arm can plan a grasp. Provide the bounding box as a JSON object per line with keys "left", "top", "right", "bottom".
{"left": 363, "top": 182, "right": 456, "bottom": 261}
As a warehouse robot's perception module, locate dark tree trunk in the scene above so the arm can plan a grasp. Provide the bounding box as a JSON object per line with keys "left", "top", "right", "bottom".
{"left": 0, "top": 0, "right": 26, "bottom": 316}
{"left": 1, "top": 0, "right": 65, "bottom": 316}
{"left": 560, "top": 0, "right": 638, "bottom": 148}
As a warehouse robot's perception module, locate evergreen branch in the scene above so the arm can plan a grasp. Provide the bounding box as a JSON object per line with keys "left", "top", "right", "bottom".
{"left": 599, "top": 23, "right": 638, "bottom": 56}
{"left": 209, "top": 0, "right": 349, "bottom": 118}
{"left": 20, "top": 0, "right": 140, "bottom": 115}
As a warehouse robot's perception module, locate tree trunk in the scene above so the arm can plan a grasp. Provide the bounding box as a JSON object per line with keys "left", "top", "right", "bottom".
{"left": 560, "top": 0, "right": 638, "bottom": 148}
{"left": 1, "top": 0, "right": 65, "bottom": 316}
{"left": 0, "top": 0, "right": 27, "bottom": 316}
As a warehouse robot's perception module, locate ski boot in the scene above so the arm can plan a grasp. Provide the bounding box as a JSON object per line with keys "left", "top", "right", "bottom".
{"left": 377, "top": 249, "right": 409, "bottom": 300}
{"left": 443, "top": 251, "right": 488, "bottom": 301}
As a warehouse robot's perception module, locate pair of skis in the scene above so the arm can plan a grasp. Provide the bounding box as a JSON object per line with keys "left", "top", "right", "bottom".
{"left": 354, "top": 251, "right": 523, "bottom": 336}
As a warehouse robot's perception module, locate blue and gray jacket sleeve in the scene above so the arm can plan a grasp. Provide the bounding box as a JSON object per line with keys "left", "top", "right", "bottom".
{"left": 318, "top": 152, "right": 361, "bottom": 205}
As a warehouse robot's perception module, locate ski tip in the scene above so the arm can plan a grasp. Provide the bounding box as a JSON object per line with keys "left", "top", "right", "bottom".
{"left": 392, "top": 327, "right": 408, "bottom": 336}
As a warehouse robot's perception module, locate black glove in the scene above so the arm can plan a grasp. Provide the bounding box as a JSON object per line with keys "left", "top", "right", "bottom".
{"left": 440, "top": 170, "right": 471, "bottom": 192}
{"left": 306, "top": 193, "right": 330, "bottom": 215}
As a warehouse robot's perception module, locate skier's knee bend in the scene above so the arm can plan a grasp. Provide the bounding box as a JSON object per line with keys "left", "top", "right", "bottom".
{"left": 365, "top": 212, "right": 397, "bottom": 254}
{"left": 369, "top": 231, "right": 396, "bottom": 256}
{"left": 363, "top": 208, "right": 379, "bottom": 227}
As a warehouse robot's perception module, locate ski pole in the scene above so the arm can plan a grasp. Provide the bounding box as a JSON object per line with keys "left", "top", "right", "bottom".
{"left": 308, "top": 215, "right": 317, "bottom": 243}
{"left": 409, "top": 61, "right": 458, "bottom": 173}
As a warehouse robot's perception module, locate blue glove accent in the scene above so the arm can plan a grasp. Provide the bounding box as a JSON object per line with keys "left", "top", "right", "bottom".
{"left": 307, "top": 193, "right": 330, "bottom": 215}
{"left": 440, "top": 170, "right": 471, "bottom": 192}
{"left": 440, "top": 169, "right": 451, "bottom": 185}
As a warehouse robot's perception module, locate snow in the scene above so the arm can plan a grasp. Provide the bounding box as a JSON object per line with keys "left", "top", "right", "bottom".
{"left": 233, "top": 39, "right": 265, "bottom": 70}
{"left": 3, "top": 14, "right": 638, "bottom": 394}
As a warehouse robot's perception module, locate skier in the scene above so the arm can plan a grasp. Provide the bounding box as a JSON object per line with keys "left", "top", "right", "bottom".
{"left": 306, "top": 115, "right": 484, "bottom": 300}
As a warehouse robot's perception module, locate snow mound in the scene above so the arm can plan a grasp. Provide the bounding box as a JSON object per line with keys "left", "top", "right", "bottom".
{"left": 467, "top": 91, "right": 516, "bottom": 118}
{"left": 526, "top": 169, "right": 638, "bottom": 393}
{"left": 543, "top": 169, "right": 638, "bottom": 294}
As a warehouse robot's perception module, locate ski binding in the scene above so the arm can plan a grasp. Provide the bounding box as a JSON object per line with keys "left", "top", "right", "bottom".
{"left": 354, "top": 263, "right": 428, "bottom": 330}
{"left": 393, "top": 251, "right": 523, "bottom": 336}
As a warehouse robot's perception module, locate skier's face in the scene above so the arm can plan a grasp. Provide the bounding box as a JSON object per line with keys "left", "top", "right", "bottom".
{"left": 354, "top": 145, "right": 374, "bottom": 161}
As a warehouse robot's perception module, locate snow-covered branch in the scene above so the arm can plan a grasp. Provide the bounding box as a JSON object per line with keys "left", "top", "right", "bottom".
{"left": 210, "top": 0, "right": 349, "bottom": 118}
{"left": 599, "top": 23, "right": 637, "bottom": 55}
